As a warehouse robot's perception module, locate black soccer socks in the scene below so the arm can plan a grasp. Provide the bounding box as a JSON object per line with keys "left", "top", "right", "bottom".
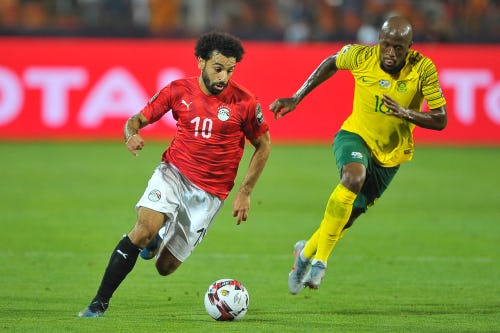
{"left": 94, "top": 235, "right": 140, "bottom": 303}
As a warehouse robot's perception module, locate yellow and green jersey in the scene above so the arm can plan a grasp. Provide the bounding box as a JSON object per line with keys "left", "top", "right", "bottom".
{"left": 335, "top": 44, "right": 446, "bottom": 167}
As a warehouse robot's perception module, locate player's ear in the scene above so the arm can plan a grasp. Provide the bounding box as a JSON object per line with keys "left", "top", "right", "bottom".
{"left": 197, "top": 57, "right": 205, "bottom": 70}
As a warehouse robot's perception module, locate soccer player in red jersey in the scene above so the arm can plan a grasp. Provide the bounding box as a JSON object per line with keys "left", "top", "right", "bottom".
{"left": 78, "top": 32, "right": 270, "bottom": 317}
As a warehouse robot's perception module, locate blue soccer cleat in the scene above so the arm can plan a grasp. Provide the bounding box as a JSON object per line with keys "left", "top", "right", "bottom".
{"left": 77, "top": 300, "right": 108, "bottom": 318}
{"left": 140, "top": 233, "right": 162, "bottom": 260}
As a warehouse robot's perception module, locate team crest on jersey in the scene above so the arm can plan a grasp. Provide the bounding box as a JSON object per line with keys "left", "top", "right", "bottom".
{"left": 217, "top": 105, "right": 231, "bottom": 121}
{"left": 379, "top": 80, "right": 391, "bottom": 89}
{"left": 255, "top": 103, "right": 264, "bottom": 125}
{"left": 148, "top": 189, "right": 161, "bottom": 202}
{"left": 397, "top": 81, "right": 407, "bottom": 93}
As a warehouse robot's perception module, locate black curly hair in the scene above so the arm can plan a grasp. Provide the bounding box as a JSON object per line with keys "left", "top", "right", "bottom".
{"left": 194, "top": 31, "right": 245, "bottom": 62}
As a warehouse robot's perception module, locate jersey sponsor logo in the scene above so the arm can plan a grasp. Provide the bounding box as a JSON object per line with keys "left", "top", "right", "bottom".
{"left": 217, "top": 105, "right": 230, "bottom": 121}
{"left": 379, "top": 80, "right": 391, "bottom": 88}
{"left": 181, "top": 99, "right": 192, "bottom": 110}
{"left": 255, "top": 103, "right": 264, "bottom": 125}
{"left": 148, "top": 189, "right": 161, "bottom": 202}
{"left": 351, "top": 151, "right": 363, "bottom": 159}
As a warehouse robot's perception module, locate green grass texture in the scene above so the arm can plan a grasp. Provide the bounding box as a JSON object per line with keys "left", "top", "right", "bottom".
{"left": 1, "top": 142, "right": 499, "bottom": 332}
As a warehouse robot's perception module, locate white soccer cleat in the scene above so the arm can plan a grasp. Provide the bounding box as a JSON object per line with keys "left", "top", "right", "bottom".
{"left": 303, "top": 260, "right": 326, "bottom": 289}
{"left": 288, "top": 240, "right": 310, "bottom": 295}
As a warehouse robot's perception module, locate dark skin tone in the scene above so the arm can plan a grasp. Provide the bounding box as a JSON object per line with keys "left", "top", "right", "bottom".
{"left": 270, "top": 16, "right": 447, "bottom": 227}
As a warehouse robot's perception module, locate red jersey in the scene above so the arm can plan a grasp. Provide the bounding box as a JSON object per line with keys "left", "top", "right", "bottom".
{"left": 140, "top": 77, "right": 269, "bottom": 200}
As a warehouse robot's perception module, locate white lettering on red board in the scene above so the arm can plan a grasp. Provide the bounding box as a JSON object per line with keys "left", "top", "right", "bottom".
{"left": 0, "top": 67, "right": 23, "bottom": 126}
{"left": 0, "top": 65, "right": 183, "bottom": 128}
{"left": 78, "top": 67, "right": 147, "bottom": 128}
{"left": 24, "top": 67, "right": 87, "bottom": 127}
{"left": 0, "top": 66, "right": 499, "bottom": 129}
{"left": 441, "top": 69, "right": 500, "bottom": 125}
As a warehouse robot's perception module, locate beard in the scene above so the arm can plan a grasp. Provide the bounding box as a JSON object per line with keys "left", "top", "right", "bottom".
{"left": 202, "top": 71, "right": 226, "bottom": 95}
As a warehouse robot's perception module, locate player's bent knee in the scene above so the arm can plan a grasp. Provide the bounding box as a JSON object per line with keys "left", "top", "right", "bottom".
{"left": 155, "top": 248, "right": 182, "bottom": 276}
{"left": 156, "top": 265, "right": 174, "bottom": 276}
{"left": 341, "top": 163, "right": 366, "bottom": 193}
{"left": 155, "top": 261, "right": 179, "bottom": 276}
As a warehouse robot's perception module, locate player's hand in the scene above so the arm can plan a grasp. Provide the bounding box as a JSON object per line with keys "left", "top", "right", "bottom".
{"left": 269, "top": 97, "right": 298, "bottom": 120}
{"left": 383, "top": 94, "right": 412, "bottom": 120}
{"left": 125, "top": 134, "right": 145, "bottom": 156}
{"left": 232, "top": 190, "right": 250, "bottom": 225}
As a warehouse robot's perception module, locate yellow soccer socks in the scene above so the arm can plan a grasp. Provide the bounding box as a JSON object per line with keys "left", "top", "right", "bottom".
{"left": 312, "top": 183, "right": 357, "bottom": 263}
{"left": 302, "top": 228, "right": 319, "bottom": 259}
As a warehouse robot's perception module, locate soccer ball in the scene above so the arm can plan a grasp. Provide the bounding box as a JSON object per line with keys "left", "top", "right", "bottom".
{"left": 204, "top": 278, "right": 249, "bottom": 321}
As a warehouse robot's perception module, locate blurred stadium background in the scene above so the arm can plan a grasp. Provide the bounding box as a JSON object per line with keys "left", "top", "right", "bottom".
{"left": 0, "top": 0, "right": 498, "bottom": 43}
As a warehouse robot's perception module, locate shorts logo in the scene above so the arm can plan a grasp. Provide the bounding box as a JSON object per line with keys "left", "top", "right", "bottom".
{"left": 217, "top": 105, "right": 230, "bottom": 121}
{"left": 351, "top": 152, "right": 363, "bottom": 159}
{"left": 148, "top": 189, "right": 161, "bottom": 202}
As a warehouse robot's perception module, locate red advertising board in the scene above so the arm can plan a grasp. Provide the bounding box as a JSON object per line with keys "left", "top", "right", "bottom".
{"left": 1, "top": 38, "right": 499, "bottom": 145}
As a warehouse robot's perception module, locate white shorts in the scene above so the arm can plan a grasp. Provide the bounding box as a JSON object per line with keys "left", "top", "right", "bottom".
{"left": 136, "top": 162, "right": 223, "bottom": 262}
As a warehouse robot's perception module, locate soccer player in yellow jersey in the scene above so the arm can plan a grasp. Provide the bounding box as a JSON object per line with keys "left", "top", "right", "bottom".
{"left": 270, "top": 16, "right": 447, "bottom": 294}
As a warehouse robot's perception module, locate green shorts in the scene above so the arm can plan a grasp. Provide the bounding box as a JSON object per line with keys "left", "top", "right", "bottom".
{"left": 333, "top": 130, "right": 399, "bottom": 212}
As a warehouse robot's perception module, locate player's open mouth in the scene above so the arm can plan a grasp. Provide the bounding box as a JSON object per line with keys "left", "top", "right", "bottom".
{"left": 383, "top": 58, "right": 395, "bottom": 66}
{"left": 214, "top": 83, "right": 226, "bottom": 90}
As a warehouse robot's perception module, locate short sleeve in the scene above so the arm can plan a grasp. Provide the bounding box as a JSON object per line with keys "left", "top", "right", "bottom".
{"left": 140, "top": 85, "right": 172, "bottom": 124}
{"left": 243, "top": 100, "right": 269, "bottom": 141}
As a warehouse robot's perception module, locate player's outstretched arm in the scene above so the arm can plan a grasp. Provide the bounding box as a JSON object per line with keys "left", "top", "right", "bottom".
{"left": 270, "top": 54, "right": 338, "bottom": 120}
{"left": 124, "top": 113, "right": 149, "bottom": 156}
{"left": 382, "top": 94, "right": 447, "bottom": 130}
{"left": 232, "top": 131, "right": 271, "bottom": 225}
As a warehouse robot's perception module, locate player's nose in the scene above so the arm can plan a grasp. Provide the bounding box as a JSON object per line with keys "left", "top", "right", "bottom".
{"left": 218, "top": 70, "right": 229, "bottom": 81}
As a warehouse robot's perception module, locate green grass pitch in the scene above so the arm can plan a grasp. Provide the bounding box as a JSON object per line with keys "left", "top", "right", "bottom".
{"left": 1, "top": 142, "right": 499, "bottom": 332}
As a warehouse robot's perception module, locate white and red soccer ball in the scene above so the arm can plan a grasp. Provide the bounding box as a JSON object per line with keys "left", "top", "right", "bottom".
{"left": 204, "top": 278, "right": 249, "bottom": 321}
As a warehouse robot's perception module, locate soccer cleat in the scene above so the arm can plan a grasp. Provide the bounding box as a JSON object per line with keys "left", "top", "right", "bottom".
{"left": 140, "top": 233, "right": 162, "bottom": 260}
{"left": 303, "top": 260, "right": 326, "bottom": 289}
{"left": 288, "top": 240, "right": 310, "bottom": 295}
{"left": 77, "top": 300, "right": 109, "bottom": 318}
